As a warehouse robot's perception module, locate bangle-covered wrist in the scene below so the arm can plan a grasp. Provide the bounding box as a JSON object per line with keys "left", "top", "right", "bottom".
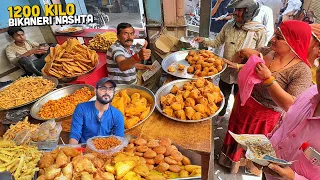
{"left": 264, "top": 76, "right": 276, "bottom": 86}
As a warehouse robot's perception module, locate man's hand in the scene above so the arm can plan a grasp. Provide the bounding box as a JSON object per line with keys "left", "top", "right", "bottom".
{"left": 194, "top": 37, "right": 205, "bottom": 43}
{"left": 264, "top": 163, "right": 295, "bottom": 180}
{"left": 138, "top": 41, "right": 151, "bottom": 61}
{"left": 29, "top": 47, "right": 47, "bottom": 55}
{"left": 135, "top": 64, "right": 153, "bottom": 70}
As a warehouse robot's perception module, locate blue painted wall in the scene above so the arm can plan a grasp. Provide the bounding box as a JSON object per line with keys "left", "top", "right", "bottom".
{"left": 65, "top": 0, "right": 88, "bottom": 15}
{"left": 144, "top": 0, "right": 162, "bottom": 25}
{"left": 0, "top": 0, "right": 30, "bottom": 28}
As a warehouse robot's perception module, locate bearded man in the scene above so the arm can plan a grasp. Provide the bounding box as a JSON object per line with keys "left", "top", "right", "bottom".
{"left": 69, "top": 77, "right": 124, "bottom": 144}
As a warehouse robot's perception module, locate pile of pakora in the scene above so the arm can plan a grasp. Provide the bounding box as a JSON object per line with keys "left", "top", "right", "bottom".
{"left": 0, "top": 139, "right": 41, "bottom": 180}
{"left": 42, "top": 38, "right": 99, "bottom": 79}
{"left": 37, "top": 87, "right": 95, "bottom": 119}
{"left": 161, "top": 78, "right": 223, "bottom": 120}
{"left": 111, "top": 89, "right": 152, "bottom": 129}
{"left": 89, "top": 32, "right": 117, "bottom": 51}
{"left": 186, "top": 50, "right": 225, "bottom": 77}
{"left": 118, "top": 137, "right": 201, "bottom": 179}
{"left": 0, "top": 76, "right": 55, "bottom": 110}
{"left": 167, "top": 50, "right": 225, "bottom": 78}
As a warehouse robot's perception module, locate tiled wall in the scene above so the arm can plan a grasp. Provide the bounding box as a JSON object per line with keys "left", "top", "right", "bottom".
{"left": 0, "top": 26, "right": 46, "bottom": 81}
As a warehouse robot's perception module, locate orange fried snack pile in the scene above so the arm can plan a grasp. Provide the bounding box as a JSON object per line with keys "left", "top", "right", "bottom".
{"left": 89, "top": 32, "right": 117, "bottom": 51}
{"left": 160, "top": 78, "right": 223, "bottom": 120}
{"left": 42, "top": 38, "right": 99, "bottom": 78}
{"left": 38, "top": 87, "right": 94, "bottom": 119}
{"left": 92, "top": 137, "right": 121, "bottom": 150}
{"left": 185, "top": 50, "right": 225, "bottom": 78}
{"left": 111, "top": 90, "right": 152, "bottom": 129}
{"left": 0, "top": 76, "right": 55, "bottom": 110}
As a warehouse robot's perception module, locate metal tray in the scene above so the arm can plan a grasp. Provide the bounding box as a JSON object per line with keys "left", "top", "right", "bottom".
{"left": 90, "top": 84, "right": 156, "bottom": 132}
{"left": 0, "top": 76, "right": 58, "bottom": 111}
{"left": 56, "top": 135, "right": 201, "bottom": 180}
{"left": 161, "top": 50, "right": 227, "bottom": 80}
{"left": 55, "top": 25, "right": 85, "bottom": 35}
{"left": 30, "top": 84, "right": 95, "bottom": 121}
{"left": 155, "top": 79, "right": 225, "bottom": 123}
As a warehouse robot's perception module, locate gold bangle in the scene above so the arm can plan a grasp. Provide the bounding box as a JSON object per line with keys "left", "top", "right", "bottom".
{"left": 266, "top": 79, "right": 276, "bottom": 87}
{"left": 263, "top": 76, "right": 275, "bottom": 85}
{"left": 236, "top": 64, "right": 240, "bottom": 71}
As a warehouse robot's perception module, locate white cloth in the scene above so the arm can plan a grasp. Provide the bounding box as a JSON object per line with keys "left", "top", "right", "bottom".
{"left": 241, "top": 22, "right": 266, "bottom": 49}
{"left": 282, "top": 0, "right": 302, "bottom": 16}
{"left": 253, "top": 5, "right": 274, "bottom": 45}
{"left": 257, "top": 0, "right": 282, "bottom": 23}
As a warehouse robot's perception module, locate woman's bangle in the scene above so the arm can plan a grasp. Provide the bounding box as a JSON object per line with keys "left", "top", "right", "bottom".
{"left": 266, "top": 79, "right": 276, "bottom": 87}
{"left": 263, "top": 76, "right": 275, "bottom": 85}
{"left": 236, "top": 64, "right": 240, "bottom": 71}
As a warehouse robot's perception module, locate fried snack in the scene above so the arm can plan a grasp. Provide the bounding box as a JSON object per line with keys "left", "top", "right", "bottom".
{"left": 0, "top": 139, "right": 41, "bottom": 180}
{"left": 3, "top": 117, "right": 39, "bottom": 141}
{"left": 160, "top": 78, "right": 223, "bottom": 120}
{"left": 59, "top": 27, "right": 82, "bottom": 33}
{"left": 177, "top": 64, "right": 185, "bottom": 71}
{"left": 42, "top": 38, "right": 98, "bottom": 78}
{"left": 0, "top": 76, "right": 55, "bottom": 109}
{"left": 167, "top": 65, "right": 176, "bottom": 72}
{"left": 112, "top": 90, "right": 152, "bottom": 130}
{"left": 89, "top": 32, "right": 117, "bottom": 51}
{"left": 121, "top": 137, "right": 201, "bottom": 179}
{"left": 92, "top": 137, "right": 121, "bottom": 150}
{"left": 37, "top": 87, "right": 94, "bottom": 119}
{"left": 185, "top": 50, "right": 225, "bottom": 77}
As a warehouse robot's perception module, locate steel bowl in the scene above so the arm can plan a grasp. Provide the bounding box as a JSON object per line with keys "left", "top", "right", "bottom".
{"left": 155, "top": 79, "right": 225, "bottom": 123}
{"left": 30, "top": 84, "right": 95, "bottom": 121}
{"left": 161, "top": 50, "right": 227, "bottom": 80}
{"left": 90, "top": 84, "right": 156, "bottom": 132}
{"left": 0, "top": 76, "right": 58, "bottom": 111}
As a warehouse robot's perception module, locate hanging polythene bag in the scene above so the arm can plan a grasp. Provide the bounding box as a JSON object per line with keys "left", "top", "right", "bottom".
{"left": 238, "top": 55, "right": 265, "bottom": 106}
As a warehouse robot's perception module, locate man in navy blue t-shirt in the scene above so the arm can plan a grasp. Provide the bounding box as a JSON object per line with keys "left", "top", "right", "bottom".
{"left": 69, "top": 77, "right": 125, "bottom": 144}
{"left": 210, "top": 0, "right": 233, "bottom": 54}
{"left": 210, "top": 0, "right": 233, "bottom": 34}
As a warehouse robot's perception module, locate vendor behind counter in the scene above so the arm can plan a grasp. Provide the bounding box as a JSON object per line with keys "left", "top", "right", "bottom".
{"left": 69, "top": 77, "right": 124, "bottom": 144}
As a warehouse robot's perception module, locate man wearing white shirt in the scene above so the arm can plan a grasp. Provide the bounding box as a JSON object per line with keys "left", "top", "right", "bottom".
{"left": 253, "top": 4, "right": 274, "bottom": 45}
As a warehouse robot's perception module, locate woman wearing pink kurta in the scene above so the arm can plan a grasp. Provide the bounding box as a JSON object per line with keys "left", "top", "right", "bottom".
{"left": 264, "top": 24, "right": 320, "bottom": 180}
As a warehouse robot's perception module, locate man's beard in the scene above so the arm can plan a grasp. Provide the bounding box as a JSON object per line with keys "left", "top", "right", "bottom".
{"left": 96, "top": 94, "right": 113, "bottom": 105}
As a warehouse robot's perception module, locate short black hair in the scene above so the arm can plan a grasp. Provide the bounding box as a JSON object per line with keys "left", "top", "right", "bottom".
{"left": 7, "top": 27, "right": 24, "bottom": 37}
{"left": 117, "top": 23, "right": 133, "bottom": 35}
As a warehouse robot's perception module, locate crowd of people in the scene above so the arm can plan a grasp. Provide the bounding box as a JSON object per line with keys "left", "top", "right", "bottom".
{"left": 194, "top": 0, "right": 320, "bottom": 179}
